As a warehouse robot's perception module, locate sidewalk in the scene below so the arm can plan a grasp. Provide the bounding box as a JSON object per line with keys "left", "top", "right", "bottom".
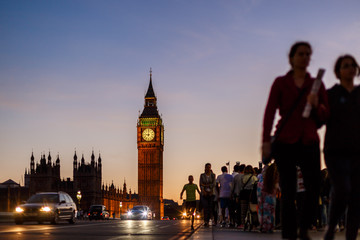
{"left": 189, "top": 225, "right": 349, "bottom": 240}
{"left": 0, "top": 212, "right": 13, "bottom": 223}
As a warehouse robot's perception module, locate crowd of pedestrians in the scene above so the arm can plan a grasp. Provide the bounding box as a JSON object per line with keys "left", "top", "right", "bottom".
{"left": 180, "top": 42, "right": 360, "bottom": 240}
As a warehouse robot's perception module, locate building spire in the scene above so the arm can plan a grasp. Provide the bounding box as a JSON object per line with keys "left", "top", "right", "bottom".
{"left": 145, "top": 68, "right": 156, "bottom": 99}
{"left": 56, "top": 153, "right": 60, "bottom": 165}
{"left": 30, "top": 151, "right": 35, "bottom": 172}
{"left": 91, "top": 149, "right": 95, "bottom": 166}
{"left": 140, "top": 68, "right": 160, "bottom": 118}
{"left": 47, "top": 151, "right": 52, "bottom": 165}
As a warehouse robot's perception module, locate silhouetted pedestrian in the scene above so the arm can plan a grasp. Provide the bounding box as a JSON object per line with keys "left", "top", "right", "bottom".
{"left": 180, "top": 175, "right": 200, "bottom": 230}
{"left": 257, "top": 163, "right": 279, "bottom": 233}
{"left": 324, "top": 54, "right": 360, "bottom": 240}
{"left": 199, "top": 163, "right": 216, "bottom": 227}
{"left": 262, "top": 41, "right": 329, "bottom": 240}
{"left": 216, "top": 166, "right": 233, "bottom": 227}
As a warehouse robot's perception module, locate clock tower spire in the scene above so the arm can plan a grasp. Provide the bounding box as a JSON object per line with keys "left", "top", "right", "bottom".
{"left": 137, "top": 69, "right": 164, "bottom": 219}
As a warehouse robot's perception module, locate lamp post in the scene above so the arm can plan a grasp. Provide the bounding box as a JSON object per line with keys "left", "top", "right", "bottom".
{"left": 119, "top": 202, "right": 122, "bottom": 219}
{"left": 76, "top": 190, "right": 82, "bottom": 210}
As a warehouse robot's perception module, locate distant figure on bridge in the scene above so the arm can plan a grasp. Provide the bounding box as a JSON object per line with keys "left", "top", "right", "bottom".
{"left": 323, "top": 54, "right": 360, "bottom": 240}
{"left": 199, "top": 163, "right": 216, "bottom": 227}
{"left": 180, "top": 175, "right": 200, "bottom": 231}
{"left": 257, "top": 163, "right": 279, "bottom": 233}
{"left": 216, "top": 166, "right": 233, "bottom": 227}
{"left": 262, "top": 41, "right": 329, "bottom": 240}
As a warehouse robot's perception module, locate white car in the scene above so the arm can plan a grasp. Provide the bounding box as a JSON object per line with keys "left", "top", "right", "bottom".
{"left": 127, "top": 205, "right": 152, "bottom": 220}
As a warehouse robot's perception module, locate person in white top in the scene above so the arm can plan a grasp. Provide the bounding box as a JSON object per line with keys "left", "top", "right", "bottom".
{"left": 216, "top": 166, "right": 234, "bottom": 226}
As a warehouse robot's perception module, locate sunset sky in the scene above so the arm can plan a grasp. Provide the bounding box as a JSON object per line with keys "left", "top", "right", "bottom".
{"left": 1, "top": 0, "right": 360, "bottom": 203}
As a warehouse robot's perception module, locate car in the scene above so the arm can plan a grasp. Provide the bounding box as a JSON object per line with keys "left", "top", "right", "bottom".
{"left": 127, "top": 205, "right": 152, "bottom": 220}
{"left": 88, "top": 205, "right": 110, "bottom": 220}
{"left": 14, "top": 191, "right": 77, "bottom": 225}
{"left": 161, "top": 216, "right": 170, "bottom": 220}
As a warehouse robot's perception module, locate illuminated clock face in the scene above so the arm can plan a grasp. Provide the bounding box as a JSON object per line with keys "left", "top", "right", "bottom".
{"left": 142, "top": 128, "right": 155, "bottom": 141}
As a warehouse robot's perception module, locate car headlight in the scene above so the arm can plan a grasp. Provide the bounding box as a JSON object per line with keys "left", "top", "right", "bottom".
{"left": 127, "top": 211, "right": 132, "bottom": 216}
{"left": 40, "top": 206, "right": 52, "bottom": 212}
{"left": 142, "top": 211, "right": 147, "bottom": 217}
{"left": 182, "top": 212, "right": 187, "bottom": 217}
{"left": 15, "top": 207, "right": 24, "bottom": 213}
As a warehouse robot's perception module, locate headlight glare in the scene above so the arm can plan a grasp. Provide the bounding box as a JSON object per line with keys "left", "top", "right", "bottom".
{"left": 40, "top": 206, "right": 51, "bottom": 212}
{"left": 15, "top": 207, "right": 24, "bottom": 213}
{"left": 127, "top": 211, "right": 132, "bottom": 216}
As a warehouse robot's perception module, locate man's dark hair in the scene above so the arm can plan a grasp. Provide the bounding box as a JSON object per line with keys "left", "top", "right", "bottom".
{"left": 221, "top": 166, "right": 227, "bottom": 173}
{"left": 239, "top": 164, "right": 246, "bottom": 172}
{"left": 234, "top": 164, "right": 240, "bottom": 172}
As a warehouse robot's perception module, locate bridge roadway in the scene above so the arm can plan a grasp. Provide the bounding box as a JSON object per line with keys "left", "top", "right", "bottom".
{"left": 0, "top": 219, "right": 350, "bottom": 240}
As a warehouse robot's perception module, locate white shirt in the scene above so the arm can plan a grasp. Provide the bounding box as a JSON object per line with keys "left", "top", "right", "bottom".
{"left": 216, "top": 173, "right": 234, "bottom": 198}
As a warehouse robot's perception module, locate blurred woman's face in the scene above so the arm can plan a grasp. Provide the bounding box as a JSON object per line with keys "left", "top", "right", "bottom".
{"left": 290, "top": 45, "right": 311, "bottom": 70}
{"left": 339, "top": 57, "right": 357, "bottom": 81}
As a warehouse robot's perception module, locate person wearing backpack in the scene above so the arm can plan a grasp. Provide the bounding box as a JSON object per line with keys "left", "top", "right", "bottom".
{"left": 239, "top": 165, "right": 258, "bottom": 228}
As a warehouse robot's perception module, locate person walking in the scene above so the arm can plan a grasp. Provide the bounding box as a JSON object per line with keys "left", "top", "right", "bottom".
{"left": 262, "top": 41, "right": 329, "bottom": 240}
{"left": 239, "top": 165, "right": 258, "bottom": 228}
{"left": 323, "top": 54, "right": 360, "bottom": 240}
{"left": 180, "top": 175, "right": 201, "bottom": 230}
{"left": 257, "top": 163, "right": 279, "bottom": 233}
{"left": 216, "top": 166, "right": 234, "bottom": 227}
{"left": 232, "top": 164, "right": 245, "bottom": 227}
{"left": 229, "top": 164, "right": 240, "bottom": 227}
{"left": 199, "top": 163, "right": 216, "bottom": 227}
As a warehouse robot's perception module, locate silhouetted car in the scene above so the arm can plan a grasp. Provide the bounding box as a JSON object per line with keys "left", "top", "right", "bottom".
{"left": 88, "top": 205, "right": 110, "bottom": 220}
{"left": 14, "top": 192, "right": 77, "bottom": 225}
{"left": 127, "top": 205, "right": 152, "bottom": 220}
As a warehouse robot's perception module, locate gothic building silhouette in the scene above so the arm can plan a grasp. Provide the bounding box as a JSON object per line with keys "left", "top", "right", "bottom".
{"left": 24, "top": 151, "right": 138, "bottom": 217}
{"left": 20, "top": 70, "right": 164, "bottom": 218}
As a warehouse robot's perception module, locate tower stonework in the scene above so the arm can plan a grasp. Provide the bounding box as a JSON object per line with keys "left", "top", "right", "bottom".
{"left": 137, "top": 70, "right": 164, "bottom": 219}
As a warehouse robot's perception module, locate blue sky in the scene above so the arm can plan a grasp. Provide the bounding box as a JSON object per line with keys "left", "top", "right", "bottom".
{"left": 1, "top": 0, "right": 360, "bottom": 202}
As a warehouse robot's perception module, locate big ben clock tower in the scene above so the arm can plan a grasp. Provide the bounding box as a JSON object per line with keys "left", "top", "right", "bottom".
{"left": 137, "top": 69, "right": 164, "bottom": 219}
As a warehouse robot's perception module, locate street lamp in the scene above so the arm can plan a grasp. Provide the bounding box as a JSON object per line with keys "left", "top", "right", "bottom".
{"left": 119, "top": 202, "right": 122, "bottom": 219}
{"left": 76, "top": 190, "right": 82, "bottom": 210}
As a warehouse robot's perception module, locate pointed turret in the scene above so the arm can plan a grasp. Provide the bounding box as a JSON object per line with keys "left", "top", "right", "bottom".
{"left": 56, "top": 153, "right": 60, "bottom": 166}
{"left": 30, "top": 152, "right": 35, "bottom": 173}
{"left": 47, "top": 151, "right": 52, "bottom": 165}
{"left": 81, "top": 154, "right": 85, "bottom": 165}
{"left": 145, "top": 68, "right": 156, "bottom": 99}
{"left": 91, "top": 150, "right": 95, "bottom": 166}
{"left": 140, "top": 68, "right": 160, "bottom": 118}
{"left": 73, "top": 151, "right": 78, "bottom": 169}
{"left": 98, "top": 153, "right": 102, "bottom": 168}
{"left": 123, "top": 179, "right": 127, "bottom": 195}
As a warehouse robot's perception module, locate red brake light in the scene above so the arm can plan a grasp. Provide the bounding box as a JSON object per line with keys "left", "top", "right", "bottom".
{"left": 100, "top": 213, "right": 103, "bottom": 215}
{"left": 88, "top": 213, "right": 90, "bottom": 216}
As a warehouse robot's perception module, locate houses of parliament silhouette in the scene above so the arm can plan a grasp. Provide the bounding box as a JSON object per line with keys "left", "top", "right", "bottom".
{"left": 1, "top": 71, "right": 165, "bottom": 219}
